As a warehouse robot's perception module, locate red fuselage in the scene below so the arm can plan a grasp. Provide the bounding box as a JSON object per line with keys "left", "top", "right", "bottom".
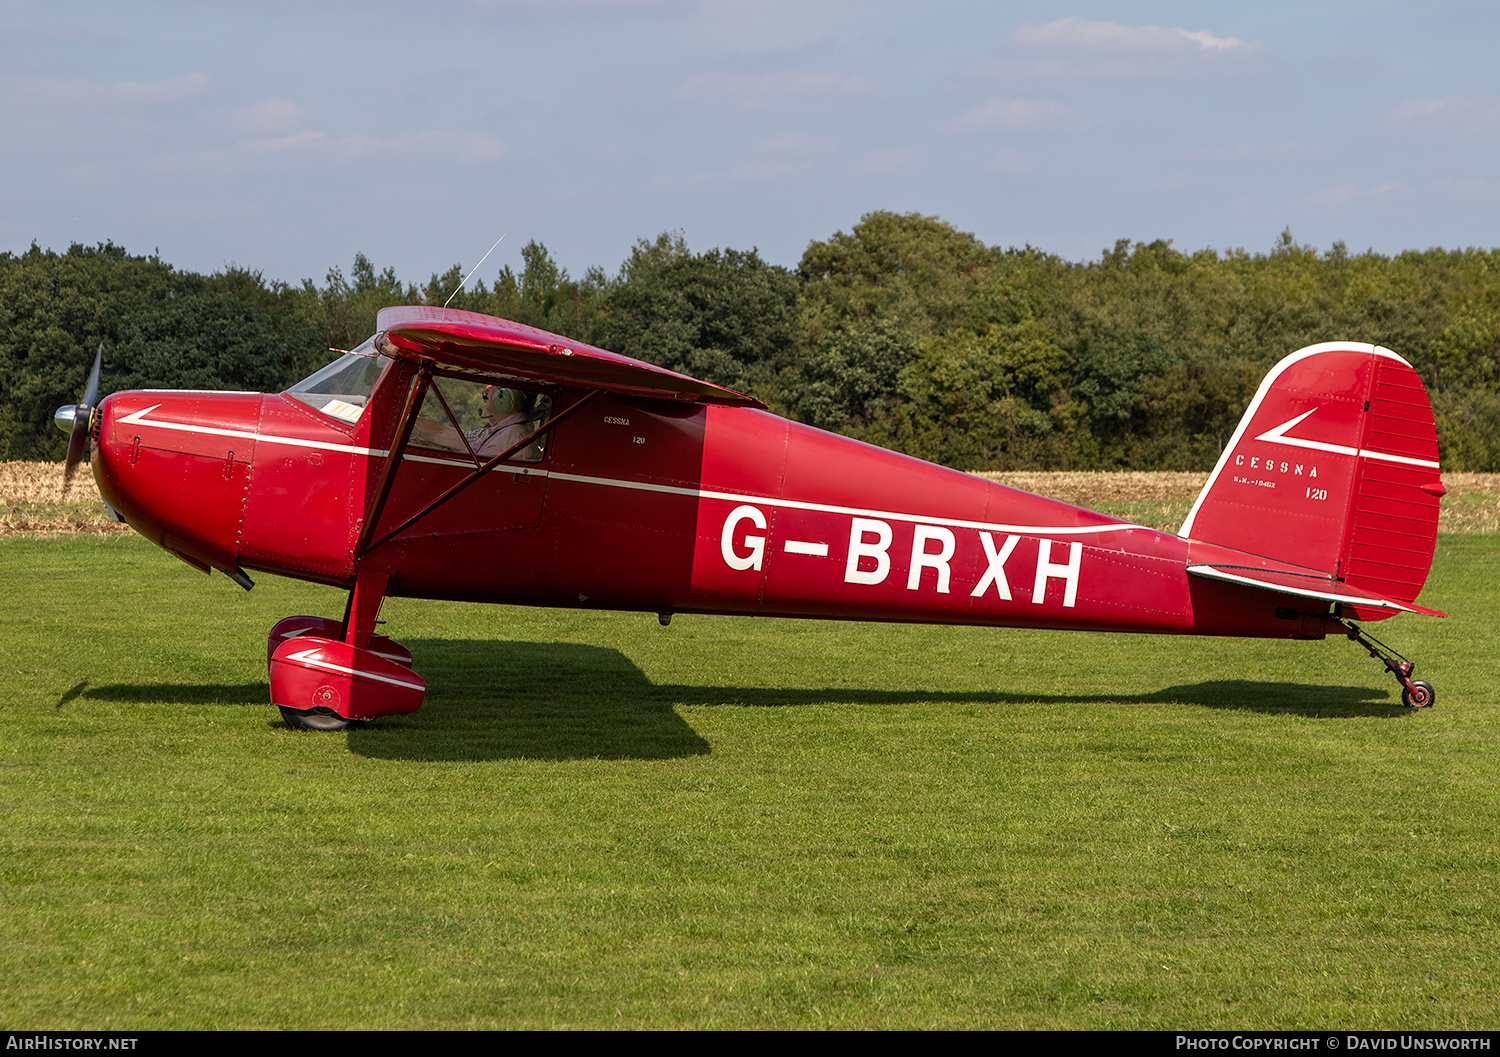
{"left": 92, "top": 365, "right": 1324, "bottom": 643}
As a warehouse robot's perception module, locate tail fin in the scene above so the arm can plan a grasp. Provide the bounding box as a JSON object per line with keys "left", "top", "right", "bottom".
{"left": 1179, "top": 342, "right": 1444, "bottom": 619}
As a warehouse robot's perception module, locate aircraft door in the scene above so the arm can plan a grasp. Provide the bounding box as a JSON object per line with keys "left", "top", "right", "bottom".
{"left": 372, "top": 375, "right": 551, "bottom": 541}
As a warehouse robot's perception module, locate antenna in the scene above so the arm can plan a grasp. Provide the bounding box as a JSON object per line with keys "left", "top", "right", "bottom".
{"left": 443, "top": 234, "right": 506, "bottom": 309}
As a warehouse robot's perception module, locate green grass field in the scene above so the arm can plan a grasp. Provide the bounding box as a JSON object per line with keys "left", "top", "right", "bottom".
{"left": 2, "top": 532, "right": 1497, "bottom": 1029}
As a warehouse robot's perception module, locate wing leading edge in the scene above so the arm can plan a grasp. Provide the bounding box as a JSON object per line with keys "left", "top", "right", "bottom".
{"left": 375, "top": 305, "right": 766, "bottom": 408}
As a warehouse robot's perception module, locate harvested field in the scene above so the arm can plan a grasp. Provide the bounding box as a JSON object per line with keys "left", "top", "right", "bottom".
{"left": 972, "top": 470, "right": 1207, "bottom": 532}
{"left": 3, "top": 461, "right": 1496, "bottom": 538}
{"left": 1433, "top": 472, "right": 1500, "bottom": 535}
{"left": 0, "top": 462, "right": 128, "bottom": 538}
{"left": 972, "top": 469, "right": 1500, "bottom": 535}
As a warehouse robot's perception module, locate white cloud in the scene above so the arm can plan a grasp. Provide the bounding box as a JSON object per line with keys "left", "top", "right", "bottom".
{"left": 676, "top": 71, "right": 881, "bottom": 114}
{"left": 0, "top": 73, "right": 217, "bottom": 156}
{"left": 974, "top": 17, "right": 1256, "bottom": 81}
{"left": 947, "top": 97, "right": 1087, "bottom": 133}
{"left": 232, "top": 98, "right": 310, "bottom": 136}
{"left": 1382, "top": 96, "right": 1500, "bottom": 138}
{"left": 112, "top": 73, "right": 213, "bottom": 104}
{"left": 1014, "top": 17, "right": 1244, "bottom": 54}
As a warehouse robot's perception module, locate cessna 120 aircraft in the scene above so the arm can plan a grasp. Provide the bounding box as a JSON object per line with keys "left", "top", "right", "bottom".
{"left": 54, "top": 306, "right": 1446, "bottom": 729}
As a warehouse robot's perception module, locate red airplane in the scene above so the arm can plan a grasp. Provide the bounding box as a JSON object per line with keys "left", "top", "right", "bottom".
{"left": 54, "top": 306, "right": 1446, "bottom": 729}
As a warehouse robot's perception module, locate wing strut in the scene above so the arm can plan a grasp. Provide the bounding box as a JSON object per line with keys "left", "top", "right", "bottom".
{"left": 423, "top": 375, "right": 486, "bottom": 469}
{"left": 354, "top": 389, "right": 600, "bottom": 557}
{"left": 353, "top": 365, "right": 433, "bottom": 559}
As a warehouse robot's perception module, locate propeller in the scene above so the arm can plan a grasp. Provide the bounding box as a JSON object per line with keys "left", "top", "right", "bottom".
{"left": 54, "top": 345, "right": 103, "bottom": 496}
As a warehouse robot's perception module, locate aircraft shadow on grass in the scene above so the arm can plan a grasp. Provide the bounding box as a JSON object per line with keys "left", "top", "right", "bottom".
{"left": 70, "top": 638, "right": 1405, "bottom": 763}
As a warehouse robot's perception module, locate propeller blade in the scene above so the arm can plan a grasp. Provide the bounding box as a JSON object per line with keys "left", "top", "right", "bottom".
{"left": 61, "top": 345, "right": 103, "bottom": 497}
{"left": 81, "top": 344, "right": 102, "bottom": 410}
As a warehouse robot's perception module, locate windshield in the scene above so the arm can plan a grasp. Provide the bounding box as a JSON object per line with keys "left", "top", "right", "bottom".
{"left": 287, "top": 337, "right": 389, "bottom": 423}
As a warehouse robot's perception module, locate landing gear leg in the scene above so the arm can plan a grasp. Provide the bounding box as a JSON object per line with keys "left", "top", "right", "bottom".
{"left": 1335, "top": 617, "right": 1435, "bottom": 708}
{"left": 341, "top": 567, "right": 389, "bottom": 651}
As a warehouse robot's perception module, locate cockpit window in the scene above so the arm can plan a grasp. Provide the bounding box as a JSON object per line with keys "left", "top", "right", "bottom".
{"left": 287, "top": 337, "right": 388, "bottom": 423}
{"left": 410, "top": 377, "right": 552, "bottom": 462}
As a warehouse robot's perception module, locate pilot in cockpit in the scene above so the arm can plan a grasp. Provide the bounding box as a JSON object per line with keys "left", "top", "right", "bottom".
{"left": 412, "top": 383, "right": 550, "bottom": 461}
{"left": 470, "top": 385, "right": 547, "bottom": 459}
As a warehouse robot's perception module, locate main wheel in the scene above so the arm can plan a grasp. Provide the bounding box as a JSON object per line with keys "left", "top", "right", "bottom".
{"left": 1401, "top": 681, "right": 1435, "bottom": 709}
{"left": 279, "top": 705, "right": 359, "bottom": 731}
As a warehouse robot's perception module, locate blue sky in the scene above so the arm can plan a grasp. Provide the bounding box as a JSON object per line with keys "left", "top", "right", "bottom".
{"left": 3, "top": 1, "right": 1498, "bottom": 286}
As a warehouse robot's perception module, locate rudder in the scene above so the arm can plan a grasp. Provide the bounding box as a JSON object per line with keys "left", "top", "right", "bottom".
{"left": 1179, "top": 342, "right": 1444, "bottom": 620}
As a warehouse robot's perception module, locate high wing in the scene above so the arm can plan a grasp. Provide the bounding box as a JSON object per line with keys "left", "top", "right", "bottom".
{"left": 375, "top": 305, "right": 765, "bottom": 409}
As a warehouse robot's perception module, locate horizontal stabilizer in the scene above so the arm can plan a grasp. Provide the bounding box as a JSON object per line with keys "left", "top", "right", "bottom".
{"left": 1186, "top": 563, "right": 1446, "bottom": 616}
{"left": 375, "top": 306, "right": 766, "bottom": 408}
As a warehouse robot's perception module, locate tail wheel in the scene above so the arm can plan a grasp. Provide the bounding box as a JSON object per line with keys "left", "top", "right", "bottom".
{"left": 1402, "top": 681, "right": 1435, "bottom": 709}
{"left": 279, "top": 705, "right": 361, "bottom": 731}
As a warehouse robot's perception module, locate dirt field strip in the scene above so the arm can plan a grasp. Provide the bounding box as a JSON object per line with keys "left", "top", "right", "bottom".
{"left": 2, "top": 461, "right": 1495, "bottom": 538}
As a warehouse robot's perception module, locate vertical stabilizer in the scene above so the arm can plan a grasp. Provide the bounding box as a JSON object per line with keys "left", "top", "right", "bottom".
{"left": 1179, "top": 342, "right": 1443, "bottom": 619}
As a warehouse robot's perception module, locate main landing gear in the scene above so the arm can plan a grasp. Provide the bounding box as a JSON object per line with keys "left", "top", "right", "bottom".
{"left": 1335, "top": 617, "right": 1435, "bottom": 708}
{"left": 268, "top": 568, "right": 428, "bottom": 730}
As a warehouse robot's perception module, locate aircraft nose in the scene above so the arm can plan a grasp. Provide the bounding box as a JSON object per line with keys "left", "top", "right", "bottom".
{"left": 94, "top": 390, "right": 262, "bottom": 578}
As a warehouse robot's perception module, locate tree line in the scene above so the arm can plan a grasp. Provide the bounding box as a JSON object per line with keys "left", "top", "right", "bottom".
{"left": 3, "top": 214, "right": 1497, "bottom": 470}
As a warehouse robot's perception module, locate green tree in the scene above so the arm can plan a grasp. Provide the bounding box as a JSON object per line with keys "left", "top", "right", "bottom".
{"left": 0, "top": 243, "right": 313, "bottom": 459}
{"left": 594, "top": 233, "right": 799, "bottom": 401}
{"left": 792, "top": 319, "right": 915, "bottom": 431}
{"left": 798, "top": 211, "right": 995, "bottom": 348}
{"left": 110, "top": 292, "right": 293, "bottom": 394}
{"left": 309, "top": 252, "right": 416, "bottom": 356}
{"left": 862, "top": 318, "right": 1074, "bottom": 469}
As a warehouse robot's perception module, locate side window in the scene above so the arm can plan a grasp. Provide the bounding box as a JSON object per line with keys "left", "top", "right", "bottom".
{"left": 409, "top": 377, "right": 552, "bottom": 462}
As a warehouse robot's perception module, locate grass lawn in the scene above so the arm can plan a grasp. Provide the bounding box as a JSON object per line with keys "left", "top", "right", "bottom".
{"left": 1, "top": 531, "right": 1497, "bottom": 1029}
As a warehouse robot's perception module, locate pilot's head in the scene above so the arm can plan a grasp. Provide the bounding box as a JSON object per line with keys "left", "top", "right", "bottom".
{"left": 483, "top": 385, "right": 531, "bottom": 419}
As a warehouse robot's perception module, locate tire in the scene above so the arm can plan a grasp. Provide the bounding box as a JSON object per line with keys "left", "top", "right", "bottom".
{"left": 279, "top": 705, "right": 359, "bottom": 731}
{"left": 1401, "top": 681, "right": 1435, "bottom": 709}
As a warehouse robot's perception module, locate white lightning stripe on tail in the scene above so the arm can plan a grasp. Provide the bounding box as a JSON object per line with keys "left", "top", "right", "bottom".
{"left": 1254, "top": 409, "right": 1440, "bottom": 469}
{"left": 1179, "top": 343, "right": 1430, "bottom": 538}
